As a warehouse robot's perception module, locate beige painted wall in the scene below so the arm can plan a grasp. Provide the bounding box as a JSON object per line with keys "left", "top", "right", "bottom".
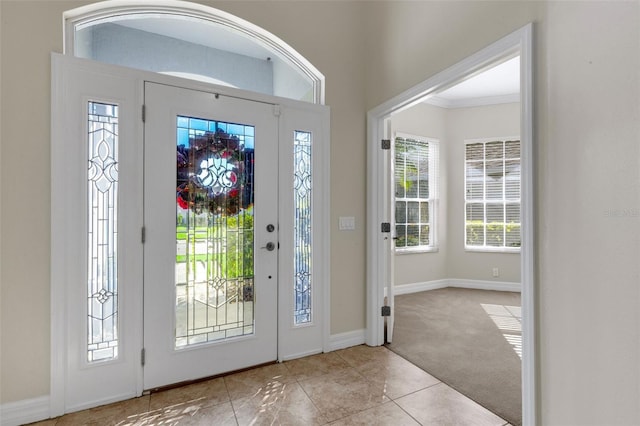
{"left": 2, "top": 1, "right": 639, "bottom": 424}
{"left": 391, "top": 102, "right": 521, "bottom": 285}
{"left": 365, "top": 1, "right": 640, "bottom": 424}
{"left": 446, "top": 103, "right": 521, "bottom": 283}
{"left": 0, "top": 0, "right": 369, "bottom": 404}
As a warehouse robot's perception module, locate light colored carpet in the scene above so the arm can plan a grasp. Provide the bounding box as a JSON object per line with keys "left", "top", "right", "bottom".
{"left": 387, "top": 287, "right": 522, "bottom": 426}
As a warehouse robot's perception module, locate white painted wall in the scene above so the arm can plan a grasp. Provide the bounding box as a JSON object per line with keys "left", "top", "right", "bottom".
{"left": 1, "top": 1, "right": 639, "bottom": 424}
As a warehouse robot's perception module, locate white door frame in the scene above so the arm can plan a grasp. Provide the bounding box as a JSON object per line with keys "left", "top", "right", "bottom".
{"left": 51, "top": 53, "right": 330, "bottom": 416}
{"left": 365, "top": 24, "right": 536, "bottom": 425}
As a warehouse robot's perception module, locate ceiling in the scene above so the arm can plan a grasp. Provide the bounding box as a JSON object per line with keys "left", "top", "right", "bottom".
{"left": 425, "top": 56, "right": 520, "bottom": 108}
{"left": 113, "top": 16, "right": 274, "bottom": 60}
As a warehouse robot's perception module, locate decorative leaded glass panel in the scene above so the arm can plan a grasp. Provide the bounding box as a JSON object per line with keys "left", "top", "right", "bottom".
{"left": 294, "top": 131, "right": 312, "bottom": 325}
{"left": 87, "top": 101, "right": 119, "bottom": 362}
{"left": 175, "top": 116, "right": 256, "bottom": 348}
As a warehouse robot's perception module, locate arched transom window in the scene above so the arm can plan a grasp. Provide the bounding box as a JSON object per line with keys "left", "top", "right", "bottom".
{"left": 64, "top": 1, "right": 324, "bottom": 104}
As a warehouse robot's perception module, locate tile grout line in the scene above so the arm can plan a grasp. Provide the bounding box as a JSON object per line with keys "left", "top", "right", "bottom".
{"left": 388, "top": 399, "right": 424, "bottom": 426}
{"left": 288, "top": 352, "right": 393, "bottom": 425}
{"left": 221, "top": 376, "right": 241, "bottom": 426}
{"left": 291, "top": 363, "right": 352, "bottom": 425}
{"left": 278, "top": 359, "right": 326, "bottom": 424}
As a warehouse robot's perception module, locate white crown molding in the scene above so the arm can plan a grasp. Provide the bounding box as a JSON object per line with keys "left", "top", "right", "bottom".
{"left": 425, "top": 93, "right": 520, "bottom": 109}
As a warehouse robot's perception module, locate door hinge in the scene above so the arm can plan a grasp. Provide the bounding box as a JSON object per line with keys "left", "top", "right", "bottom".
{"left": 381, "top": 139, "right": 391, "bottom": 150}
{"left": 141, "top": 226, "right": 146, "bottom": 243}
{"left": 142, "top": 104, "right": 146, "bottom": 123}
{"left": 273, "top": 105, "right": 281, "bottom": 117}
{"left": 141, "top": 348, "right": 146, "bottom": 366}
{"left": 381, "top": 222, "right": 391, "bottom": 233}
{"left": 381, "top": 306, "right": 391, "bottom": 316}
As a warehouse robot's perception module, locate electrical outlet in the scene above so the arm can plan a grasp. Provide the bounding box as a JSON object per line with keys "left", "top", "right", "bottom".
{"left": 492, "top": 267, "right": 499, "bottom": 277}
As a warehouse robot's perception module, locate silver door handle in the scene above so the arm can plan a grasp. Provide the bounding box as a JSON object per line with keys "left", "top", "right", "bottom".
{"left": 261, "top": 242, "right": 275, "bottom": 251}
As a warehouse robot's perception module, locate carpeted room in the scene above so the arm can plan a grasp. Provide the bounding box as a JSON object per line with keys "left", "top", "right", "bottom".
{"left": 388, "top": 287, "right": 522, "bottom": 425}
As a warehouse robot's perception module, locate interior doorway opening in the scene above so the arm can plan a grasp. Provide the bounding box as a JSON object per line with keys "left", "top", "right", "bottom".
{"left": 386, "top": 56, "right": 523, "bottom": 423}
{"left": 366, "top": 24, "right": 535, "bottom": 426}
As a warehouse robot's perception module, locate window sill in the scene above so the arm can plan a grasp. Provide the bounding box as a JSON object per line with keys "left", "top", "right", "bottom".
{"left": 464, "top": 246, "right": 521, "bottom": 254}
{"left": 395, "top": 247, "right": 439, "bottom": 255}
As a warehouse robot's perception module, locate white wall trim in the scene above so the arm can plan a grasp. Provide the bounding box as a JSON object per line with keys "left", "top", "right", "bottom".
{"left": 394, "top": 279, "right": 450, "bottom": 295}
{"left": 0, "top": 396, "right": 50, "bottom": 426}
{"left": 394, "top": 279, "right": 521, "bottom": 295}
{"left": 449, "top": 278, "right": 521, "bottom": 293}
{"left": 328, "top": 329, "right": 366, "bottom": 352}
{"left": 281, "top": 349, "right": 323, "bottom": 362}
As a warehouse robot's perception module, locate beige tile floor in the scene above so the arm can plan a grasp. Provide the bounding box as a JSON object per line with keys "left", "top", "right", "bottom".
{"left": 30, "top": 345, "right": 510, "bottom": 426}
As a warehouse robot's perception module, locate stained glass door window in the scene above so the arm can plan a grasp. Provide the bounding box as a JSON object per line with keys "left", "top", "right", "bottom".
{"left": 175, "top": 116, "right": 256, "bottom": 347}
{"left": 293, "top": 131, "right": 312, "bottom": 324}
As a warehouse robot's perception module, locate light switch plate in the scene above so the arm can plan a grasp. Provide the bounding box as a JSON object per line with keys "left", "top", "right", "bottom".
{"left": 339, "top": 216, "right": 355, "bottom": 231}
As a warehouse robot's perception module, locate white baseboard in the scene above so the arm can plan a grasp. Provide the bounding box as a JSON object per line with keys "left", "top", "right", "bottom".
{"left": 395, "top": 278, "right": 521, "bottom": 295}
{"left": 280, "top": 348, "right": 323, "bottom": 362}
{"left": 448, "top": 278, "right": 521, "bottom": 292}
{"left": 0, "top": 395, "right": 50, "bottom": 426}
{"left": 328, "top": 329, "right": 366, "bottom": 351}
{"left": 394, "top": 279, "right": 450, "bottom": 295}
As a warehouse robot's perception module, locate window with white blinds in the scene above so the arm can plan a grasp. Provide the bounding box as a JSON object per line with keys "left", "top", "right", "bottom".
{"left": 394, "top": 135, "right": 439, "bottom": 252}
{"left": 465, "top": 138, "right": 521, "bottom": 251}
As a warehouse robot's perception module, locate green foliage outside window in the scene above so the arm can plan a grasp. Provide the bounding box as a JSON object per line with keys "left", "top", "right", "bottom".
{"left": 465, "top": 220, "right": 521, "bottom": 247}
{"left": 176, "top": 210, "right": 254, "bottom": 278}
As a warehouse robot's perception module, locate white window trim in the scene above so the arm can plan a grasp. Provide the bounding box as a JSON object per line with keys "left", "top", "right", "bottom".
{"left": 62, "top": 0, "right": 325, "bottom": 104}
{"left": 393, "top": 133, "right": 439, "bottom": 254}
{"left": 464, "top": 136, "right": 521, "bottom": 253}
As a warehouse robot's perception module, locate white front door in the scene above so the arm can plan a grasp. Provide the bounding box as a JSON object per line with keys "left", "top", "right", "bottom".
{"left": 143, "top": 82, "right": 279, "bottom": 389}
{"left": 52, "top": 55, "right": 329, "bottom": 414}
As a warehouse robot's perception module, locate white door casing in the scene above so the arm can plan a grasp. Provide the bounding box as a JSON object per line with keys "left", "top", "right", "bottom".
{"left": 51, "top": 54, "right": 330, "bottom": 415}
{"left": 384, "top": 120, "right": 395, "bottom": 343}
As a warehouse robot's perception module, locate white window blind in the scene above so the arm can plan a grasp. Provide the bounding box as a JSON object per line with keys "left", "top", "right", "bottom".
{"left": 465, "top": 138, "right": 521, "bottom": 251}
